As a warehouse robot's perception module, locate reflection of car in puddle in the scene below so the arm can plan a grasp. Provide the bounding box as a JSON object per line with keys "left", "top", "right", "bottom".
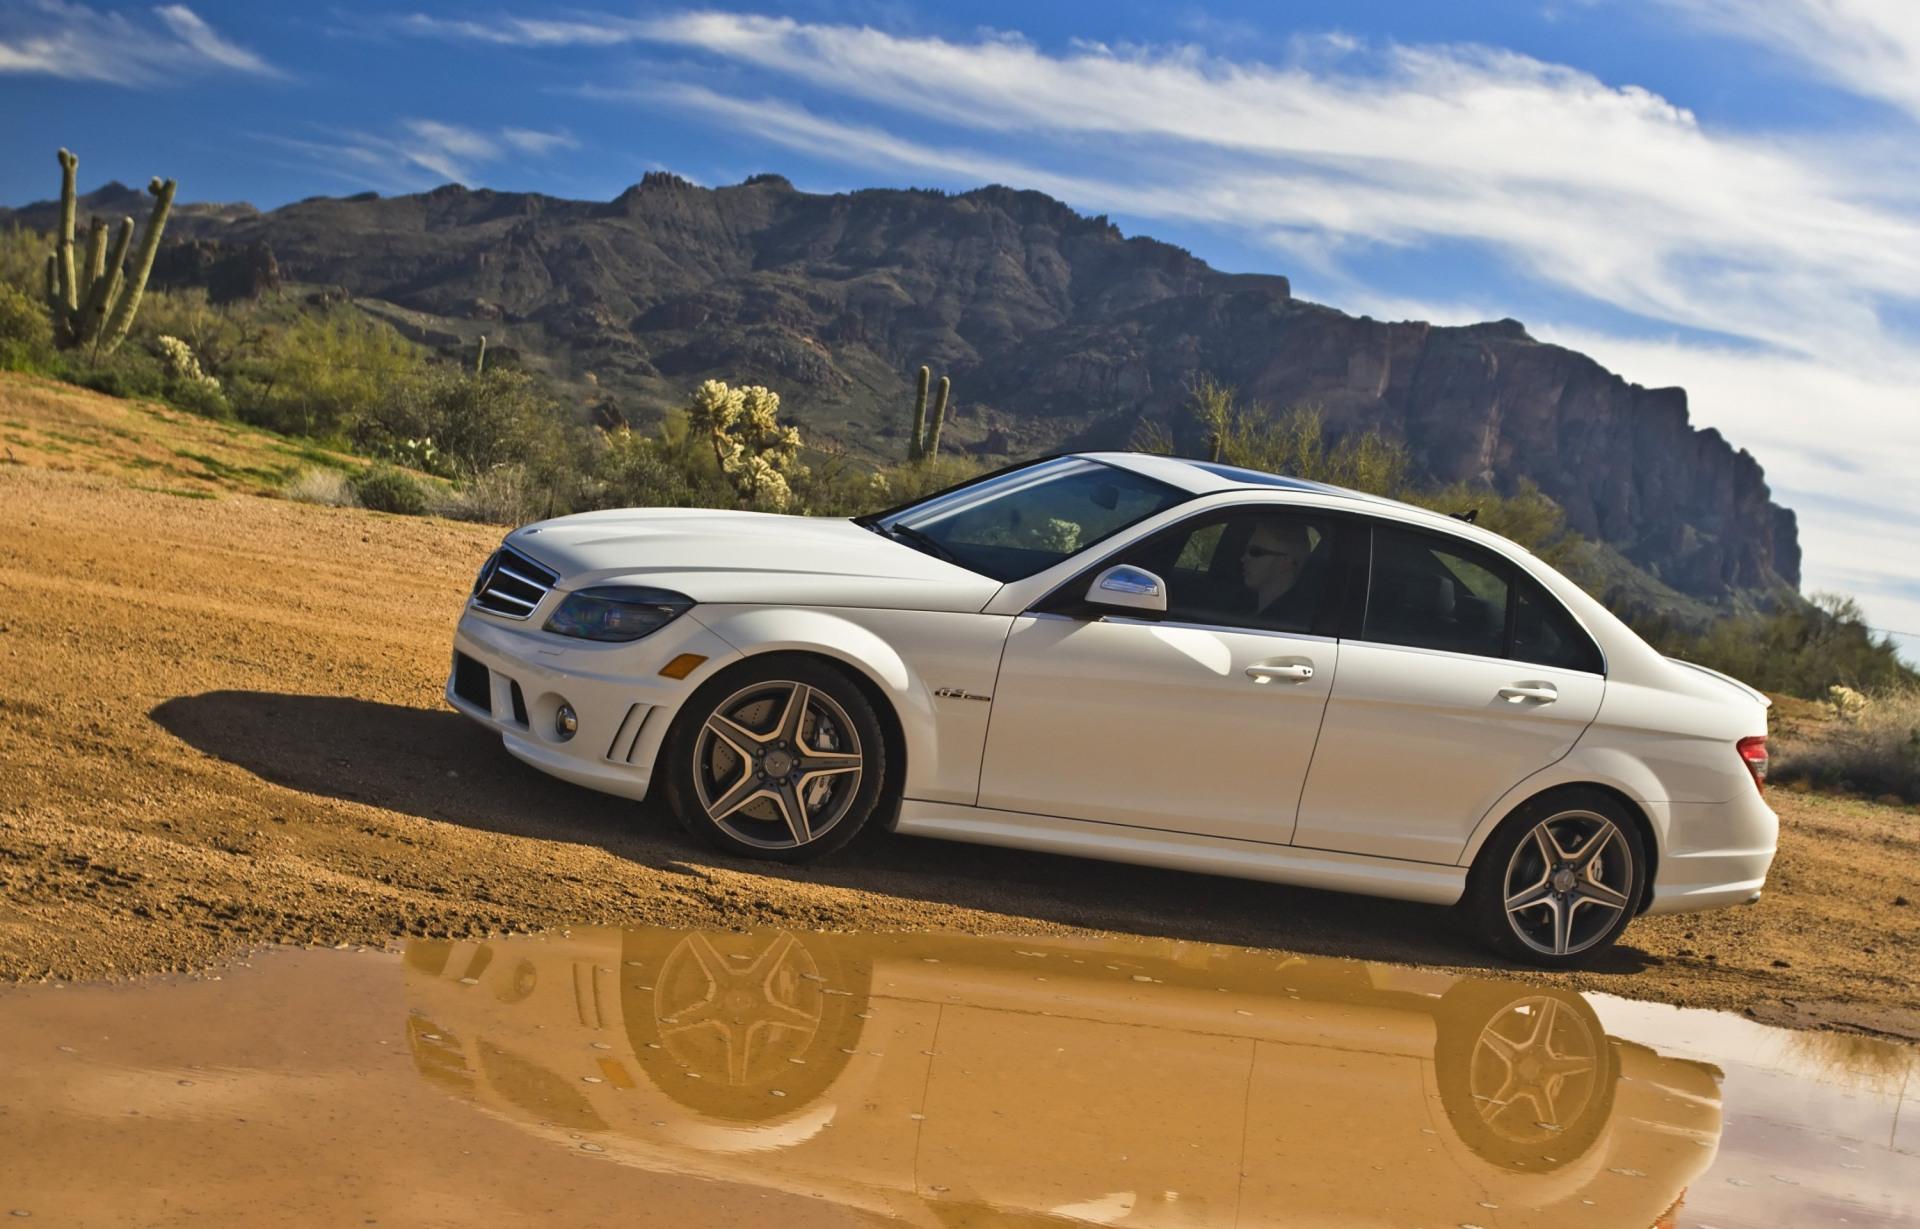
{"left": 404, "top": 930, "right": 1721, "bottom": 1227}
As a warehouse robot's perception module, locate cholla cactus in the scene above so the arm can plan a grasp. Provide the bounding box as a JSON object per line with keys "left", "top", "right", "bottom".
{"left": 155, "top": 335, "right": 218, "bottom": 390}
{"left": 686, "top": 378, "right": 745, "bottom": 470}
{"left": 42, "top": 149, "right": 176, "bottom": 355}
{"left": 682, "top": 378, "right": 809, "bottom": 509}
{"left": 1828, "top": 684, "right": 1870, "bottom": 722}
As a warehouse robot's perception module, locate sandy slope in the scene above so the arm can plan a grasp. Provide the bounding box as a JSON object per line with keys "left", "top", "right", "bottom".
{"left": 2, "top": 383, "right": 1916, "bottom": 1038}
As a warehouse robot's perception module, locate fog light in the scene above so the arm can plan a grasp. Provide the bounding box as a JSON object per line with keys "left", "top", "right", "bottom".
{"left": 555, "top": 703, "right": 578, "bottom": 741}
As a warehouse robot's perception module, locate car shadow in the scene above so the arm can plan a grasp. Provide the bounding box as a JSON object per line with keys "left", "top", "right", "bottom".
{"left": 149, "top": 690, "right": 1656, "bottom": 976}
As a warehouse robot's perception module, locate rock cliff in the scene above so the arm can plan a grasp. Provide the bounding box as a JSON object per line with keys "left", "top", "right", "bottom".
{"left": 1, "top": 176, "right": 1799, "bottom": 598}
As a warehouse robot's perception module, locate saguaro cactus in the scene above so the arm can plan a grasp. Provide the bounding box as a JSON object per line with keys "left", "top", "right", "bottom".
{"left": 905, "top": 366, "right": 953, "bottom": 461}
{"left": 907, "top": 365, "right": 930, "bottom": 461}
{"left": 42, "top": 148, "right": 177, "bottom": 355}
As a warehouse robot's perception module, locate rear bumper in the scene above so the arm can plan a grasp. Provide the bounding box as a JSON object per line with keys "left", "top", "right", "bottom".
{"left": 445, "top": 603, "right": 741, "bottom": 803}
{"left": 1645, "top": 788, "right": 1778, "bottom": 916}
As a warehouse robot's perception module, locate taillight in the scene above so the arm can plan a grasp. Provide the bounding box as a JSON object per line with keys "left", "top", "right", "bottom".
{"left": 1737, "top": 736, "right": 1768, "bottom": 792}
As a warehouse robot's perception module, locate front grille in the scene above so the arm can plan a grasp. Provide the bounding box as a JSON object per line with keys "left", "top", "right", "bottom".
{"left": 473, "top": 546, "right": 558, "bottom": 619}
{"left": 452, "top": 652, "right": 490, "bottom": 710}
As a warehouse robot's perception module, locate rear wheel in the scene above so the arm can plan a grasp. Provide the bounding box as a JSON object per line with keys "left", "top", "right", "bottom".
{"left": 1462, "top": 788, "right": 1646, "bottom": 967}
{"left": 664, "top": 657, "right": 889, "bottom": 862}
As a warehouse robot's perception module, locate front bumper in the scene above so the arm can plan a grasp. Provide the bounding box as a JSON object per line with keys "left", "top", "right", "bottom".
{"left": 446, "top": 602, "right": 741, "bottom": 802}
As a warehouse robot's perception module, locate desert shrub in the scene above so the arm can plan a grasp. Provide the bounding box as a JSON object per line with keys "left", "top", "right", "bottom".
{"left": 434, "top": 463, "right": 565, "bottom": 526}
{"left": 1405, "top": 478, "right": 1575, "bottom": 564}
{"left": 355, "top": 366, "right": 565, "bottom": 480}
{"left": 596, "top": 427, "right": 699, "bottom": 508}
{"left": 284, "top": 466, "right": 358, "bottom": 507}
{"left": 1774, "top": 684, "right": 1920, "bottom": 801}
{"left": 245, "top": 308, "right": 425, "bottom": 439}
{"left": 349, "top": 463, "right": 428, "bottom": 515}
{"left": 136, "top": 288, "right": 267, "bottom": 376}
{"left": 0, "top": 226, "right": 46, "bottom": 295}
{"left": 64, "top": 345, "right": 167, "bottom": 400}
{"left": 0, "top": 282, "right": 54, "bottom": 371}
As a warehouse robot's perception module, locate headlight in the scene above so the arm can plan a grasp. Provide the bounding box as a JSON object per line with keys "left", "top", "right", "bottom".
{"left": 543, "top": 586, "right": 693, "bottom": 643}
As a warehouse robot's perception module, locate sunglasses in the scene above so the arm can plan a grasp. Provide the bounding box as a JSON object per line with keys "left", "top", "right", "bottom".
{"left": 1243, "top": 544, "right": 1305, "bottom": 561}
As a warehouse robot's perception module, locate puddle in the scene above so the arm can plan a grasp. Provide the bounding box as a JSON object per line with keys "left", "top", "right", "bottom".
{"left": 1, "top": 929, "right": 1913, "bottom": 1227}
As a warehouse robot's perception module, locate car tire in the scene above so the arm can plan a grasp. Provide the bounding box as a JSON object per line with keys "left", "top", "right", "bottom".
{"left": 664, "top": 655, "right": 890, "bottom": 863}
{"left": 1461, "top": 787, "right": 1647, "bottom": 968}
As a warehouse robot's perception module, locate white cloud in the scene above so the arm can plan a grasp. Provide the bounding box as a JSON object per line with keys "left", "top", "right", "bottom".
{"left": 268, "top": 120, "right": 578, "bottom": 192}
{"left": 1660, "top": 1, "right": 1920, "bottom": 122}
{"left": 0, "top": 1, "right": 279, "bottom": 83}
{"left": 500, "top": 127, "right": 579, "bottom": 156}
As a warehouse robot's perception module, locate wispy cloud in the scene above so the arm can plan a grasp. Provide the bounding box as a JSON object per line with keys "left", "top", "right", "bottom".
{"left": 1659, "top": 1, "right": 1920, "bottom": 122}
{"left": 265, "top": 119, "right": 578, "bottom": 192}
{"left": 0, "top": 1, "right": 279, "bottom": 83}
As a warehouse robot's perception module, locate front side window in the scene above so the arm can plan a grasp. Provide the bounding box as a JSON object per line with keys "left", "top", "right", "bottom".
{"left": 1363, "top": 526, "right": 1510, "bottom": 658}
{"left": 1087, "top": 507, "right": 1347, "bottom": 635}
{"left": 880, "top": 458, "right": 1190, "bottom": 582}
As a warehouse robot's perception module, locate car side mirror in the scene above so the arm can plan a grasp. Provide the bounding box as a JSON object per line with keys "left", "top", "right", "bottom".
{"left": 1085, "top": 564, "right": 1167, "bottom": 615}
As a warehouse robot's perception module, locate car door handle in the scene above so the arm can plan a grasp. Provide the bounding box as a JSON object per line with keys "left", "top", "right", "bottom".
{"left": 1246, "top": 664, "right": 1314, "bottom": 683}
{"left": 1498, "top": 684, "right": 1558, "bottom": 703}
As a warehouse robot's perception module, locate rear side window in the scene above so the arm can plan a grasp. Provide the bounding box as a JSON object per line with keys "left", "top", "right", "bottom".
{"left": 1361, "top": 524, "right": 1603, "bottom": 673}
{"left": 1364, "top": 526, "right": 1509, "bottom": 659}
{"left": 1512, "top": 580, "right": 1604, "bottom": 673}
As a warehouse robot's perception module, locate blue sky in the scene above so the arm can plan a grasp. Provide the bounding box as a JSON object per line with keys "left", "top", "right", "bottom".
{"left": 4, "top": 1, "right": 1919, "bottom": 660}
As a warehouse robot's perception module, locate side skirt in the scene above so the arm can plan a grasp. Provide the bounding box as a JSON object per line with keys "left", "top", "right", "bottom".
{"left": 894, "top": 801, "right": 1467, "bottom": 907}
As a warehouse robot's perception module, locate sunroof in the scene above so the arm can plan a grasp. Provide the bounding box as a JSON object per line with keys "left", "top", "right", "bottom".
{"left": 1186, "top": 461, "right": 1346, "bottom": 493}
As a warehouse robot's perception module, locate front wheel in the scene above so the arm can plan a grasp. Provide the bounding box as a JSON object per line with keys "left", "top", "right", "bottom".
{"left": 663, "top": 657, "right": 889, "bottom": 862}
{"left": 1461, "top": 788, "right": 1646, "bottom": 968}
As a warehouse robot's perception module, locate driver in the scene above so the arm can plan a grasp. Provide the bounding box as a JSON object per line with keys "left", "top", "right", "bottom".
{"left": 1240, "top": 517, "right": 1321, "bottom": 629}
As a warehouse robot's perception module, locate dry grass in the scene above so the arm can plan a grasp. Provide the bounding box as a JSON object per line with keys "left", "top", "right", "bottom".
{"left": 284, "top": 466, "right": 357, "bottom": 507}
{"left": 1774, "top": 685, "right": 1920, "bottom": 802}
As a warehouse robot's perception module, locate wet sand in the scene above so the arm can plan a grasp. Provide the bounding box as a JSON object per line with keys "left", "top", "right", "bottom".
{"left": 1, "top": 928, "right": 1913, "bottom": 1228}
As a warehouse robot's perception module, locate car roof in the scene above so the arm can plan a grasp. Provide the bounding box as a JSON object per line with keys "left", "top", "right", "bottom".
{"left": 1080, "top": 451, "right": 1463, "bottom": 528}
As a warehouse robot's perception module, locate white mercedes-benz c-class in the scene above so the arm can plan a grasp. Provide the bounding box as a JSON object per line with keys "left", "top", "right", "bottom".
{"left": 447, "top": 453, "right": 1777, "bottom": 966}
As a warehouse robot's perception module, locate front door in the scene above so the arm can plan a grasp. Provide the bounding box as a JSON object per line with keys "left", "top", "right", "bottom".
{"left": 976, "top": 506, "right": 1355, "bottom": 845}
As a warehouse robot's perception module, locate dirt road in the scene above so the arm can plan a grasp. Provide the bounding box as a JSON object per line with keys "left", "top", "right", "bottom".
{"left": 3, "top": 429, "right": 1918, "bottom": 1038}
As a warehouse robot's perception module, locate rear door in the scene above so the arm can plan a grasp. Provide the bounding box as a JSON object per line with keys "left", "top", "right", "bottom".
{"left": 1292, "top": 523, "right": 1605, "bottom": 864}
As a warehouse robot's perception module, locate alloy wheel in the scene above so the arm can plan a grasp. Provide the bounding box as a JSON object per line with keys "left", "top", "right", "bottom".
{"left": 1501, "top": 810, "right": 1635, "bottom": 957}
{"left": 691, "top": 680, "right": 865, "bottom": 850}
{"left": 1467, "top": 995, "right": 1603, "bottom": 1148}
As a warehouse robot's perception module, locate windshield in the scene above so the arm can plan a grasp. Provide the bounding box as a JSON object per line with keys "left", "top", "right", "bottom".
{"left": 878, "top": 457, "right": 1191, "bottom": 582}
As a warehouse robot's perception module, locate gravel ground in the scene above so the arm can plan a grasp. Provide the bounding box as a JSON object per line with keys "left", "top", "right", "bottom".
{"left": 3, "top": 460, "right": 1917, "bottom": 1038}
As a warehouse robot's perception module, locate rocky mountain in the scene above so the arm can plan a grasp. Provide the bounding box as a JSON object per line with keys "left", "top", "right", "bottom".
{"left": 2, "top": 173, "right": 1799, "bottom": 601}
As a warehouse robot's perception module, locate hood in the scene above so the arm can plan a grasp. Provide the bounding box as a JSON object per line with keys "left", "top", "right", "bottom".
{"left": 504, "top": 507, "right": 1001, "bottom": 613}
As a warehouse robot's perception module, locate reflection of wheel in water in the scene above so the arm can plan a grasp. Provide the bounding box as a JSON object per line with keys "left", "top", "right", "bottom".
{"left": 1434, "top": 984, "right": 1617, "bottom": 1172}
{"left": 620, "top": 928, "right": 870, "bottom": 1121}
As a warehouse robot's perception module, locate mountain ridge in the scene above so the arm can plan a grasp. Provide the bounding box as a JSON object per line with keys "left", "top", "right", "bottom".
{"left": 0, "top": 174, "right": 1799, "bottom": 601}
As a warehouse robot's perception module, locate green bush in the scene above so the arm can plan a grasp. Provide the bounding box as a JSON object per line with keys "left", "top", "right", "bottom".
{"left": 0, "top": 282, "right": 54, "bottom": 371}
{"left": 349, "top": 463, "right": 429, "bottom": 515}
{"left": 65, "top": 347, "right": 167, "bottom": 400}
{"left": 245, "top": 308, "right": 425, "bottom": 439}
{"left": 1637, "top": 593, "right": 1916, "bottom": 698}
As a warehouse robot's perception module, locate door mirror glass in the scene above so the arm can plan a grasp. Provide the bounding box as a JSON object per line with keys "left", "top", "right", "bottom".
{"left": 1086, "top": 564, "right": 1168, "bottom": 614}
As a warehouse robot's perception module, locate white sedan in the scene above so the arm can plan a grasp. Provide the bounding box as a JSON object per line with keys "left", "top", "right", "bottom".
{"left": 447, "top": 453, "right": 1778, "bottom": 966}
